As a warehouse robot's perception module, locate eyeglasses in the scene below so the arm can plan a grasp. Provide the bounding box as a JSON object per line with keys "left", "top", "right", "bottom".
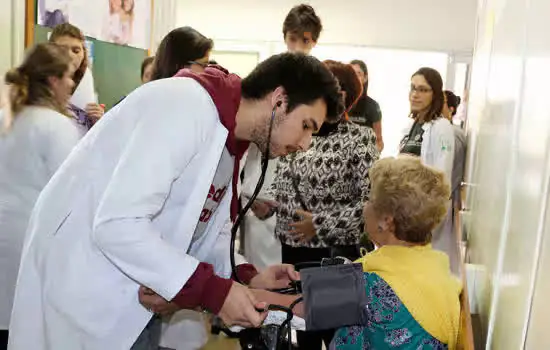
{"left": 410, "top": 85, "right": 432, "bottom": 94}
{"left": 187, "top": 60, "right": 208, "bottom": 68}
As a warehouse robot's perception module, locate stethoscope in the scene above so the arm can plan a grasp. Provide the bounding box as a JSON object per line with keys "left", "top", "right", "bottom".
{"left": 230, "top": 100, "right": 280, "bottom": 285}
{"left": 227, "top": 101, "right": 303, "bottom": 350}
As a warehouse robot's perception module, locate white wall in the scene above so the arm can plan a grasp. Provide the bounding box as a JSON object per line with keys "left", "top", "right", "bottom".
{"left": 176, "top": 0, "right": 477, "bottom": 53}
{"left": 464, "top": 0, "right": 550, "bottom": 347}
{"left": 0, "top": 0, "right": 25, "bottom": 85}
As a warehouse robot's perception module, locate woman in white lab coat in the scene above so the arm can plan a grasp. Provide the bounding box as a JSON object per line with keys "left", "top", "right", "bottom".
{"left": 399, "top": 67, "right": 459, "bottom": 274}
{"left": 49, "top": 23, "right": 104, "bottom": 134}
{"left": 0, "top": 43, "right": 82, "bottom": 349}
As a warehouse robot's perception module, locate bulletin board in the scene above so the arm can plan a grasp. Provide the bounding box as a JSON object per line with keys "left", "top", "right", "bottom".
{"left": 25, "top": 0, "right": 150, "bottom": 110}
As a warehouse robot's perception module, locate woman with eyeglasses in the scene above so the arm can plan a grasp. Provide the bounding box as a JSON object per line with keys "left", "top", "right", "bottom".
{"left": 151, "top": 26, "right": 213, "bottom": 80}
{"left": 399, "top": 67, "right": 459, "bottom": 274}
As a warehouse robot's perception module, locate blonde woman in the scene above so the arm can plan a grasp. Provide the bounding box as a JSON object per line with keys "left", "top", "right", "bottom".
{"left": 0, "top": 43, "right": 82, "bottom": 348}
{"left": 252, "top": 157, "right": 462, "bottom": 349}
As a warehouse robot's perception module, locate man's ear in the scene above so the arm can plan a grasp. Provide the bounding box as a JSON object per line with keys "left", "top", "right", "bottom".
{"left": 271, "top": 86, "right": 287, "bottom": 109}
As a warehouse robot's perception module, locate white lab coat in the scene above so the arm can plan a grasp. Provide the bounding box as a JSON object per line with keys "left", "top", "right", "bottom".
{"left": 9, "top": 78, "right": 236, "bottom": 350}
{"left": 418, "top": 117, "right": 455, "bottom": 181}
{"left": 158, "top": 219, "right": 247, "bottom": 350}
{"left": 0, "top": 107, "right": 81, "bottom": 330}
{"left": 241, "top": 144, "right": 281, "bottom": 270}
{"left": 415, "top": 117, "right": 459, "bottom": 275}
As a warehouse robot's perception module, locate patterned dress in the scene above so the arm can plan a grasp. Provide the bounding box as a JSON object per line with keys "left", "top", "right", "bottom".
{"left": 331, "top": 273, "right": 448, "bottom": 349}
{"left": 271, "top": 121, "right": 379, "bottom": 248}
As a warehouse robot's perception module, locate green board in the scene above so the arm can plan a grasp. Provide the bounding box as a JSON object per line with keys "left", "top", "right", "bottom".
{"left": 34, "top": 25, "right": 147, "bottom": 110}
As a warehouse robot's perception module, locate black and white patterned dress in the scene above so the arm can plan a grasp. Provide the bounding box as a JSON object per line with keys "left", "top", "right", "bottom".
{"left": 271, "top": 121, "right": 379, "bottom": 248}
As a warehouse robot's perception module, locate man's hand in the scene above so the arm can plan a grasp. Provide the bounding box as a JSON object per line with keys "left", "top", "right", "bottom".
{"left": 138, "top": 286, "right": 181, "bottom": 316}
{"left": 250, "top": 289, "right": 305, "bottom": 318}
{"left": 250, "top": 199, "right": 278, "bottom": 220}
{"left": 249, "top": 264, "right": 300, "bottom": 290}
{"left": 290, "top": 210, "right": 316, "bottom": 242}
{"left": 85, "top": 103, "right": 105, "bottom": 122}
{"left": 218, "top": 282, "right": 267, "bottom": 327}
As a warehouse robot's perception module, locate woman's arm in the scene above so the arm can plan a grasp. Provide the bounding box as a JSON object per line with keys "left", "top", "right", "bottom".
{"left": 250, "top": 289, "right": 305, "bottom": 318}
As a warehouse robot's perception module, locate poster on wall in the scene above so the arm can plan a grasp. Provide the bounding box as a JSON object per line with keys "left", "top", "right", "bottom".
{"left": 37, "top": 0, "right": 151, "bottom": 50}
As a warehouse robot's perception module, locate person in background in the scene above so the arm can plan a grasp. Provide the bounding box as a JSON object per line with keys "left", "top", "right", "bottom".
{"left": 141, "top": 56, "right": 154, "bottom": 84}
{"left": 242, "top": 3, "right": 324, "bottom": 270}
{"left": 269, "top": 60, "right": 379, "bottom": 350}
{"left": 49, "top": 23, "right": 104, "bottom": 134}
{"left": 443, "top": 90, "right": 467, "bottom": 252}
{"left": 0, "top": 43, "right": 83, "bottom": 350}
{"left": 151, "top": 26, "right": 213, "bottom": 80}
{"left": 114, "top": 27, "right": 211, "bottom": 111}
{"left": 349, "top": 59, "right": 384, "bottom": 152}
{"left": 399, "top": 67, "right": 459, "bottom": 274}
{"left": 282, "top": 4, "right": 322, "bottom": 54}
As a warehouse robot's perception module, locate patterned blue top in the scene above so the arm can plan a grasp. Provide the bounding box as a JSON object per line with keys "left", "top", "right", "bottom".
{"left": 330, "top": 273, "right": 447, "bottom": 349}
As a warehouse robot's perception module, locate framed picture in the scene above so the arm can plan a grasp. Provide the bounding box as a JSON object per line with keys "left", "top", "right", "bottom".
{"left": 37, "top": 0, "right": 152, "bottom": 49}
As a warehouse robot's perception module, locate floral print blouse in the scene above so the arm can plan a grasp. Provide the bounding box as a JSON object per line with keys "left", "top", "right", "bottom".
{"left": 271, "top": 121, "right": 379, "bottom": 248}
{"left": 331, "top": 273, "right": 448, "bottom": 349}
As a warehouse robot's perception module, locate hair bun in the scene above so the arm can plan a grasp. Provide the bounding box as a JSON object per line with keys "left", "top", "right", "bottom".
{"left": 5, "top": 68, "right": 28, "bottom": 86}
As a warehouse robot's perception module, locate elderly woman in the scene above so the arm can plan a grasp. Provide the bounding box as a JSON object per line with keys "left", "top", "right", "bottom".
{"left": 331, "top": 156, "right": 461, "bottom": 349}
{"left": 253, "top": 156, "right": 462, "bottom": 349}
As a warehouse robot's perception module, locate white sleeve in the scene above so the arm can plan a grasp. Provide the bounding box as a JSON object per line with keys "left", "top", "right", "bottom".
{"left": 431, "top": 121, "right": 455, "bottom": 182}
{"left": 37, "top": 112, "right": 82, "bottom": 177}
{"left": 70, "top": 68, "right": 97, "bottom": 109}
{"left": 92, "top": 80, "right": 216, "bottom": 301}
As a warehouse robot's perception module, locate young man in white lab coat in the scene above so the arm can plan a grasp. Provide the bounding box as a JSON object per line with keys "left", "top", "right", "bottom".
{"left": 8, "top": 52, "right": 343, "bottom": 350}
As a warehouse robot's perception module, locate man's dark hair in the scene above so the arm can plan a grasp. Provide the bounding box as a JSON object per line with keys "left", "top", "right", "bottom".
{"left": 444, "top": 90, "right": 461, "bottom": 116}
{"left": 282, "top": 4, "right": 323, "bottom": 42}
{"left": 241, "top": 53, "right": 344, "bottom": 122}
{"left": 152, "top": 26, "right": 213, "bottom": 80}
{"left": 140, "top": 56, "right": 154, "bottom": 79}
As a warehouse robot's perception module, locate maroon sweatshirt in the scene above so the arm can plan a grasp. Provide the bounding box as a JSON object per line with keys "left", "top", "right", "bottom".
{"left": 170, "top": 66, "right": 257, "bottom": 314}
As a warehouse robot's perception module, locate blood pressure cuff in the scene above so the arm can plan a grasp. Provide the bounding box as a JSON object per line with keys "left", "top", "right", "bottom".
{"left": 301, "top": 263, "right": 367, "bottom": 331}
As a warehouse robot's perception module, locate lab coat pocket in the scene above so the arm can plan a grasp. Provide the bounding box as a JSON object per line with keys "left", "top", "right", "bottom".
{"left": 43, "top": 208, "right": 136, "bottom": 337}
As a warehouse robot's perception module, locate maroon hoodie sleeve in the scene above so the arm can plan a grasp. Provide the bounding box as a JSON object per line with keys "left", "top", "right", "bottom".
{"left": 171, "top": 263, "right": 259, "bottom": 314}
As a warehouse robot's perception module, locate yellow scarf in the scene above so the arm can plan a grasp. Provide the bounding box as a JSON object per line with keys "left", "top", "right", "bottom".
{"left": 356, "top": 245, "right": 462, "bottom": 349}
